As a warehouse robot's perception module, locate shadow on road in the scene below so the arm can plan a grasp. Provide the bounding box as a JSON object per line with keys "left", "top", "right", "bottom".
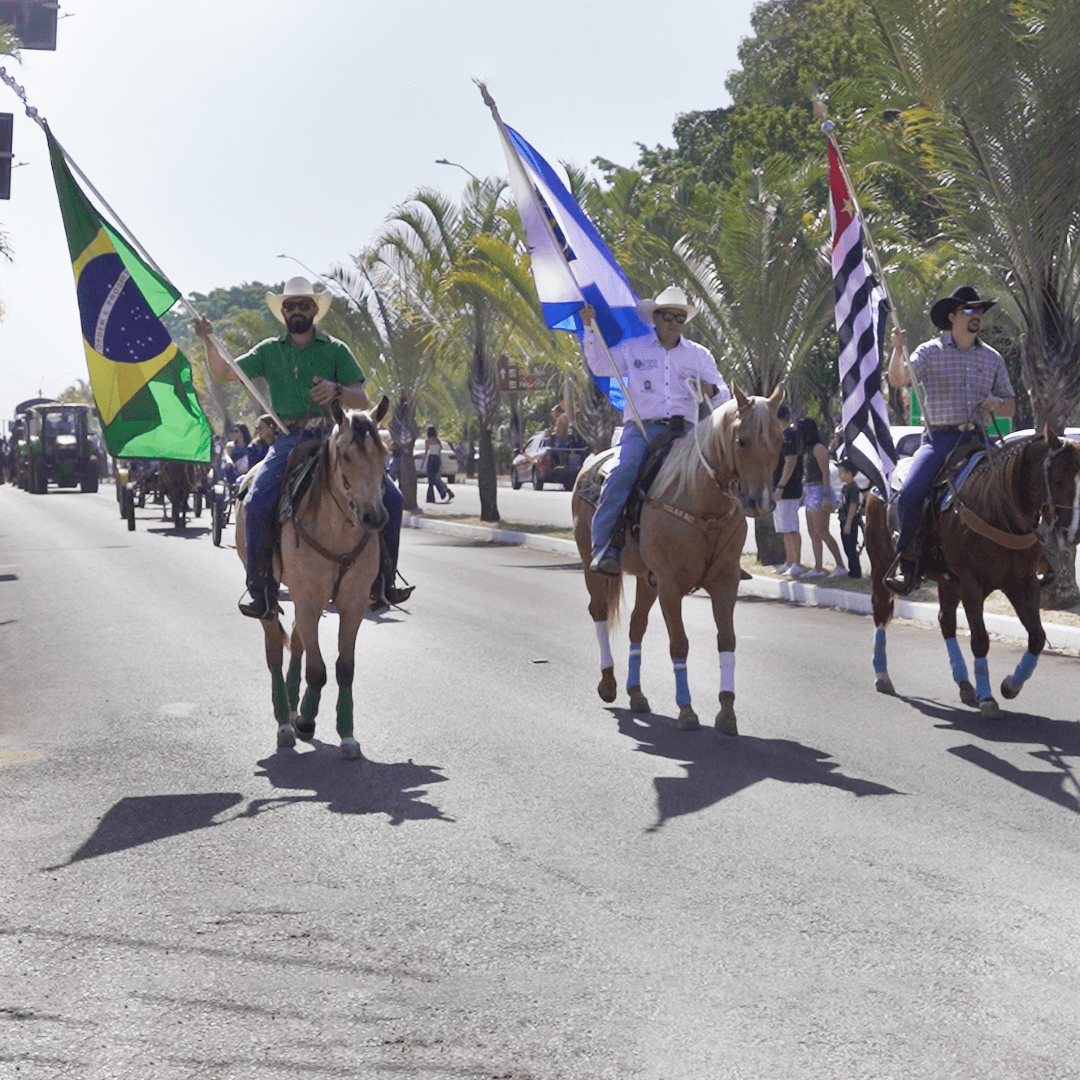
{"left": 609, "top": 708, "right": 902, "bottom": 832}
{"left": 251, "top": 743, "right": 453, "bottom": 826}
{"left": 901, "top": 694, "right": 1080, "bottom": 813}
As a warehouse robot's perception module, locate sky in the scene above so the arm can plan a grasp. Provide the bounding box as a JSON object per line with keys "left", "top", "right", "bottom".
{"left": 0, "top": 0, "right": 761, "bottom": 420}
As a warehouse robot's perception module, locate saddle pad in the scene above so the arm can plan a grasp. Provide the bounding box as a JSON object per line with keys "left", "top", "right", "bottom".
{"left": 575, "top": 449, "right": 614, "bottom": 509}
{"left": 277, "top": 442, "right": 321, "bottom": 524}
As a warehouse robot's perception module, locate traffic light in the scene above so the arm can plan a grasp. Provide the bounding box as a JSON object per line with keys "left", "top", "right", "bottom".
{"left": 0, "top": 1, "right": 58, "bottom": 51}
{"left": 0, "top": 113, "right": 11, "bottom": 200}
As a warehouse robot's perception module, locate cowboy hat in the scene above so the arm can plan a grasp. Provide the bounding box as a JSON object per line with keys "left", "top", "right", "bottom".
{"left": 638, "top": 285, "right": 699, "bottom": 324}
{"left": 930, "top": 284, "right": 997, "bottom": 331}
{"left": 266, "top": 276, "right": 333, "bottom": 325}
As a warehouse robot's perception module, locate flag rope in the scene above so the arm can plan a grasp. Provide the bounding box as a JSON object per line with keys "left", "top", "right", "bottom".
{"left": 0, "top": 69, "right": 286, "bottom": 432}
{"left": 476, "top": 81, "right": 648, "bottom": 440}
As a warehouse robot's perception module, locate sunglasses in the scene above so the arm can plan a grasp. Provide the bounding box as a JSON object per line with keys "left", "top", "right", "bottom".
{"left": 282, "top": 299, "right": 316, "bottom": 313}
{"left": 959, "top": 305, "right": 986, "bottom": 315}
{"left": 656, "top": 311, "right": 687, "bottom": 324}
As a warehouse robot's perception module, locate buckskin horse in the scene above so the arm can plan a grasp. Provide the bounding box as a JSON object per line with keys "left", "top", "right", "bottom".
{"left": 237, "top": 397, "right": 390, "bottom": 757}
{"left": 572, "top": 385, "right": 783, "bottom": 734}
{"left": 864, "top": 426, "right": 1080, "bottom": 717}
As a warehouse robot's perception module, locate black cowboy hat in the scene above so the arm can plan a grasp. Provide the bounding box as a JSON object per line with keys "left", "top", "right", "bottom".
{"left": 930, "top": 285, "right": 998, "bottom": 330}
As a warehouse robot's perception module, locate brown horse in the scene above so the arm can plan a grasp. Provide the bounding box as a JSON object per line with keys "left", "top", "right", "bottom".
{"left": 572, "top": 385, "right": 783, "bottom": 734}
{"left": 238, "top": 397, "right": 389, "bottom": 757}
{"left": 864, "top": 427, "right": 1080, "bottom": 717}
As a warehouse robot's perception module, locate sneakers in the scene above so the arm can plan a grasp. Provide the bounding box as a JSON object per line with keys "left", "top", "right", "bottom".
{"left": 803, "top": 567, "right": 825, "bottom": 579}
{"left": 589, "top": 549, "right": 622, "bottom": 578}
{"left": 777, "top": 563, "right": 792, "bottom": 575}
{"left": 828, "top": 566, "right": 848, "bottom": 578}
{"left": 784, "top": 564, "right": 806, "bottom": 577}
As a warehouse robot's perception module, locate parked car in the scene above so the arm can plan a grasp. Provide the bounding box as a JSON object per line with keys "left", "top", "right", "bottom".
{"left": 510, "top": 430, "right": 591, "bottom": 490}
{"left": 412, "top": 437, "right": 458, "bottom": 483}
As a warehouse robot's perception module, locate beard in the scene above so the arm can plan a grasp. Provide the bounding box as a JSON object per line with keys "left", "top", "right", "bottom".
{"left": 286, "top": 312, "right": 315, "bottom": 334}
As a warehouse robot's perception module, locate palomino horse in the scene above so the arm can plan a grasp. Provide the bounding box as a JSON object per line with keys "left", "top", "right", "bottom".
{"left": 572, "top": 385, "right": 783, "bottom": 734}
{"left": 238, "top": 397, "right": 390, "bottom": 757}
{"left": 864, "top": 427, "right": 1080, "bottom": 717}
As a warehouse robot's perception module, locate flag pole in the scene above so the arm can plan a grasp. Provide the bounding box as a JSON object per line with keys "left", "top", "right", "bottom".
{"left": 476, "top": 81, "right": 648, "bottom": 440}
{"left": 816, "top": 101, "right": 932, "bottom": 429}
{"left": 0, "top": 70, "right": 287, "bottom": 433}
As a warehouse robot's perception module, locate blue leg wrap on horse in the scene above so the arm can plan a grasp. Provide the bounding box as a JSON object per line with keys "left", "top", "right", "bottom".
{"left": 945, "top": 637, "right": 969, "bottom": 684}
{"left": 873, "top": 628, "right": 888, "bottom": 675}
{"left": 974, "top": 656, "right": 991, "bottom": 700}
{"left": 627, "top": 643, "right": 642, "bottom": 689}
{"left": 1012, "top": 650, "right": 1038, "bottom": 687}
{"left": 673, "top": 659, "right": 691, "bottom": 707}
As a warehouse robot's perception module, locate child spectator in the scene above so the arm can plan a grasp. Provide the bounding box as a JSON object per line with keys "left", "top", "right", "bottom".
{"left": 837, "top": 458, "right": 863, "bottom": 578}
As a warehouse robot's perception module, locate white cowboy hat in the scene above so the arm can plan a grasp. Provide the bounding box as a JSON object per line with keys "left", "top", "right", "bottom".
{"left": 266, "top": 276, "right": 333, "bottom": 325}
{"left": 638, "top": 285, "right": 698, "bottom": 324}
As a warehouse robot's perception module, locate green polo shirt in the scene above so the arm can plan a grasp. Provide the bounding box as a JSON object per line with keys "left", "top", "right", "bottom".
{"left": 235, "top": 329, "right": 365, "bottom": 422}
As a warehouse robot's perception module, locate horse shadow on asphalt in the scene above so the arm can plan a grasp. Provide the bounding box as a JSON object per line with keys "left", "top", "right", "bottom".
{"left": 608, "top": 707, "right": 902, "bottom": 833}
{"left": 44, "top": 749, "right": 450, "bottom": 869}
{"left": 897, "top": 694, "right": 1080, "bottom": 814}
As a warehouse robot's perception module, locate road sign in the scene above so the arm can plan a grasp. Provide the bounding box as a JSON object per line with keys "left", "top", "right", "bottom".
{"left": 496, "top": 352, "right": 543, "bottom": 393}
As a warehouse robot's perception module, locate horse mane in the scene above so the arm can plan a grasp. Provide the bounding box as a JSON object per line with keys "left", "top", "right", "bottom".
{"left": 958, "top": 435, "right": 1047, "bottom": 529}
{"left": 651, "top": 400, "right": 739, "bottom": 504}
{"left": 307, "top": 409, "right": 386, "bottom": 516}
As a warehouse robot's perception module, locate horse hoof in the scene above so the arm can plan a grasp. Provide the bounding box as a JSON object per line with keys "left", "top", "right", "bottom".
{"left": 276, "top": 723, "right": 296, "bottom": 748}
{"left": 979, "top": 697, "right": 1001, "bottom": 719}
{"left": 340, "top": 738, "right": 363, "bottom": 760}
{"left": 598, "top": 668, "right": 617, "bottom": 704}
{"left": 875, "top": 676, "right": 895, "bottom": 695}
{"left": 959, "top": 680, "right": 978, "bottom": 707}
{"left": 1001, "top": 676, "right": 1020, "bottom": 700}
{"left": 715, "top": 694, "right": 738, "bottom": 736}
{"left": 628, "top": 687, "right": 651, "bottom": 713}
{"left": 294, "top": 719, "right": 316, "bottom": 742}
{"left": 676, "top": 705, "right": 700, "bottom": 731}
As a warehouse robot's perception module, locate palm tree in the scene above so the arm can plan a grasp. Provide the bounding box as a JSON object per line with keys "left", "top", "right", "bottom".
{"left": 869, "top": 0, "right": 1080, "bottom": 603}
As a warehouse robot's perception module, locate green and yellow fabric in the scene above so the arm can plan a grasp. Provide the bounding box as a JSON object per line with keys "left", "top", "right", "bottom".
{"left": 47, "top": 127, "right": 211, "bottom": 461}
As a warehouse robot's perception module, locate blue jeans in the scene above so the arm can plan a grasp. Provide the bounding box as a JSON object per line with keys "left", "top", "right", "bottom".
{"left": 243, "top": 429, "right": 403, "bottom": 595}
{"left": 591, "top": 421, "right": 672, "bottom": 560}
{"left": 896, "top": 429, "right": 974, "bottom": 556}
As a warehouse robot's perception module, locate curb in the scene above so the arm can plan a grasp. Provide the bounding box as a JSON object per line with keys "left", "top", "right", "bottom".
{"left": 403, "top": 512, "right": 1080, "bottom": 653}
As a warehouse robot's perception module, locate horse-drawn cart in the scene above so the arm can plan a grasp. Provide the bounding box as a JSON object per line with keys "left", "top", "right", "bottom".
{"left": 115, "top": 459, "right": 209, "bottom": 531}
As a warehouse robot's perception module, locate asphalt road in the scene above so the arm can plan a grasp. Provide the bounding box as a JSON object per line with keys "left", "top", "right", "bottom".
{"left": 2, "top": 482, "right": 1079, "bottom": 1080}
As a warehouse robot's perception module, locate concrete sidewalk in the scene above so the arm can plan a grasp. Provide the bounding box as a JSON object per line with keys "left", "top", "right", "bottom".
{"left": 403, "top": 511, "right": 1080, "bottom": 654}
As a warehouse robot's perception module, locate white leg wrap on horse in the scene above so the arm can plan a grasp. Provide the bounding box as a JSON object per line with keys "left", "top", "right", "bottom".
{"left": 595, "top": 621, "right": 614, "bottom": 671}
{"left": 719, "top": 650, "right": 735, "bottom": 695}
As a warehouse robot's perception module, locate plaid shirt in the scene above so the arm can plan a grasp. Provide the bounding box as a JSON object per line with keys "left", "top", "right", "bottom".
{"left": 909, "top": 333, "right": 1013, "bottom": 427}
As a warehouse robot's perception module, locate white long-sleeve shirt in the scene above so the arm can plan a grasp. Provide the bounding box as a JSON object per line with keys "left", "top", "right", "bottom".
{"left": 582, "top": 326, "right": 730, "bottom": 423}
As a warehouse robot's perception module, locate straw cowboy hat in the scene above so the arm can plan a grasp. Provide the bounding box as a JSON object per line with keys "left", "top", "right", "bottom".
{"left": 639, "top": 285, "right": 699, "bottom": 324}
{"left": 266, "top": 276, "right": 333, "bottom": 325}
{"left": 929, "top": 284, "right": 997, "bottom": 331}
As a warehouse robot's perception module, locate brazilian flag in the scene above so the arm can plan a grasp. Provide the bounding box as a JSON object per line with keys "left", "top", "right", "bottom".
{"left": 47, "top": 128, "right": 211, "bottom": 462}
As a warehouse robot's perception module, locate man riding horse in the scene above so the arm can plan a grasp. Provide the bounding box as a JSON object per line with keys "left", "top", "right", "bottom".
{"left": 885, "top": 285, "right": 1015, "bottom": 595}
{"left": 579, "top": 285, "right": 731, "bottom": 578}
{"left": 193, "top": 277, "right": 410, "bottom": 619}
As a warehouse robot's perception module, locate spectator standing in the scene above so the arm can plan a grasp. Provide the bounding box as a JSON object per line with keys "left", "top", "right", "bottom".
{"left": 836, "top": 459, "right": 863, "bottom": 579}
{"left": 424, "top": 425, "right": 453, "bottom": 504}
{"left": 771, "top": 405, "right": 804, "bottom": 576}
{"left": 798, "top": 417, "right": 846, "bottom": 578}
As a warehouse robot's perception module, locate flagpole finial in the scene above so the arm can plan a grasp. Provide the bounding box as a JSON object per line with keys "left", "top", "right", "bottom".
{"left": 821, "top": 120, "right": 835, "bottom": 133}
{"left": 474, "top": 79, "right": 497, "bottom": 113}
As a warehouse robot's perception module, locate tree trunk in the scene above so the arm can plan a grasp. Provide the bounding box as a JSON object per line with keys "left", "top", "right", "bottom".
{"left": 754, "top": 514, "right": 785, "bottom": 566}
{"left": 1040, "top": 544, "right": 1080, "bottom": 609}
{"left": 399, "top": 451, "right": 418, "bottom": 512}
{"left": 477, "top": 426, "right": 499, "bottom": 522}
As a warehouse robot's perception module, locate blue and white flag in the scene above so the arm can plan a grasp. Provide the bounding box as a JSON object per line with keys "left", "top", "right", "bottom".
{"left": 495, "top": 123, "right": 651, "bottom": 410}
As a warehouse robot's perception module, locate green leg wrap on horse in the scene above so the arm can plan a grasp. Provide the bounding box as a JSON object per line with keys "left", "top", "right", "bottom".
{"left": 336, "top": 687, "right": 354, "bottom": 740}
{"left": 286, "top": 656, "right": 303, "bottom": 712}
{"left": 300, "top": 685, "right": 322, "bottom": 726}
{"left": 270, "top": 666, "right": 290, "bottom": 725}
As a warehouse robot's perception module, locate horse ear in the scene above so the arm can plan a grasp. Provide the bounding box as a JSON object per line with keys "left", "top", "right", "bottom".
{"left": 767, "top": 384, "right": 784, "bottom": 412}
{"left": 374, "top": 395, "right": 390, "bottom": 424}
{"left": 732, "top": 384, "right": 750, "bottom": 410}
{"left": 1045, "top": 422, "right": 1062, "bottom": 449}
{"left": 330, "top": 397, "right": 346, "bottom": 426}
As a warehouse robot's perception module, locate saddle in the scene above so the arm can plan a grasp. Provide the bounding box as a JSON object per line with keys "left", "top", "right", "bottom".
{"left": 578, "top": 420, "right": 688, "bottom": 551}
